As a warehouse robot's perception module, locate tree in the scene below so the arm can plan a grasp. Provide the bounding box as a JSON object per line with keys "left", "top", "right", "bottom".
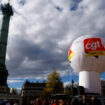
{"left": 45, "top": 68, "right": 64, "bottom": 95}
{"left": 11, "top": 88, "right": 18, "bottom": 95}
{"left": 64, "top": 85, "right": 72, "bottom": 95}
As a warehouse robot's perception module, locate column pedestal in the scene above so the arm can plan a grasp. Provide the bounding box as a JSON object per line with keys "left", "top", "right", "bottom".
{"left": 79, "top": 71, "right": 101, "bottom": 94}
{"left": 0, "top": 68, "right": 10, "bottom": 93}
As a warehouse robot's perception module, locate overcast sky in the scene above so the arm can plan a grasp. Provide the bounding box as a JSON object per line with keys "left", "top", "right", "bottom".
{"left": 0, "top": 0, "right": 105, "bottom": 89}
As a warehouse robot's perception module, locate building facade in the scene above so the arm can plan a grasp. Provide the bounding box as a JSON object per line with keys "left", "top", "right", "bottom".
{"left": 101, "top": 80, "right": 105, "bottom": 88}
{"left": 21, "top": 81, "right": 46, "bottom": 99}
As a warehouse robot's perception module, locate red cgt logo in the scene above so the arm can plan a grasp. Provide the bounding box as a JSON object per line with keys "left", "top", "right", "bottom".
{"left": 84, "top": 38, "right": 105, "bottom": 57}
{"left": 84, "top": 38, "right": 105, "bottom": 53}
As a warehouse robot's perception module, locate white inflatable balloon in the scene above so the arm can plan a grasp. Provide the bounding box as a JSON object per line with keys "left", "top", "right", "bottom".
{"left": 68, "top": 35, "right": 105, "bottom": 94}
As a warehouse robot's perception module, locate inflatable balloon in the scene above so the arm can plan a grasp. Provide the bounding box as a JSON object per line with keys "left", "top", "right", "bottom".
{"left": 68, "top": 35, "right": 105, "bottom": 94}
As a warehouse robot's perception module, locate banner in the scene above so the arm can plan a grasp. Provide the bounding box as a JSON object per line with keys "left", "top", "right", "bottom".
{"left": 84, "top": 38, "right": 105, "bottom": 57}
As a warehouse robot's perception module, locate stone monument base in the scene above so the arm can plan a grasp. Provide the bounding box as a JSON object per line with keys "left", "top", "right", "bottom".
{"left": 0, "top": 68, "right": 10, "bottom": 93}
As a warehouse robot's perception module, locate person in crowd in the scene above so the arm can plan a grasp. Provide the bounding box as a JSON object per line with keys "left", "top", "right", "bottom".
{"left": 81, "top": 95, "right": 86, "bottom": 105}
{"left": 71, "top": 94, "right": 87, "bottom": 105}
{"left": 71, "top": 97, "right": 79, "bottom": 105}
{"left": 6, "top": 100, "right": 11, "bottom": 105}
{"left": 59, "top": 99, "right": 63, "bottom": 105}
{"left": 59, "top": 99, "right": 66, "bottom": 105}
{"left": 10, "top": 100, "right": 14, "bottom": 105}
{"left": 35, "top": 98, "right": 42, "bottom": 105}
{"left": 91, "top": 96, "right": 102, "bottom": 105}
{"left": 20, "top": 98, "right": 27, "bottom": 105}
{"left": 78, "top": 94, "right": 87, "bottom": 105}
{"left": 53, "top": 99, "right": 58, "bottom": 105}
{"left": 13, "top": 99, "right": 18, "bottom": 105}
{"left": 43, "top": 99, "right": 49, "bottom": 105}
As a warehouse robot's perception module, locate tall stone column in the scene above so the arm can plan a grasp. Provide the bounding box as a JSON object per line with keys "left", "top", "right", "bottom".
{"left": 0, "top": 3, "right": 13, "bottom": 93}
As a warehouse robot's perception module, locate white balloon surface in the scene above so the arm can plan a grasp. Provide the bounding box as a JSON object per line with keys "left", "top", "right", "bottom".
{"left": 68, "top": 35, "right": 105, "bottom": 73}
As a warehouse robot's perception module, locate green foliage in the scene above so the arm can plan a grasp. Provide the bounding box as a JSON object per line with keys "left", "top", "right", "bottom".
{"left": 45, "top": 69, "right": 64, "bottom": 95}
{"left": 64, "top": 86, "right": 71, "bottom": 95}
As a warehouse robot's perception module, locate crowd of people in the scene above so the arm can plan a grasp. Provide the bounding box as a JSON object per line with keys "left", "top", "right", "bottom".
{"left": 0, "top": 95, "right": 102, "bottom": 105}
{"left": 20, "top": 98, "right": 70, "bottom": 105}
{"left": 19, "top": 95, "right": 102, "bottom": 105}
{"left": 0, "top": 99, "right": 18, "bottom": 105}
{"left": 71, "top": 95, "right": 102, "bottom": 105}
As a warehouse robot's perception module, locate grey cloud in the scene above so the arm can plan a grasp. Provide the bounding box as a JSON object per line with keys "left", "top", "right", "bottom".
{"left": 6, "top": 35, "right": 68, "bottom": 78}
{"left": 0, "top": 0, "right": 105, "bottom": 79}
